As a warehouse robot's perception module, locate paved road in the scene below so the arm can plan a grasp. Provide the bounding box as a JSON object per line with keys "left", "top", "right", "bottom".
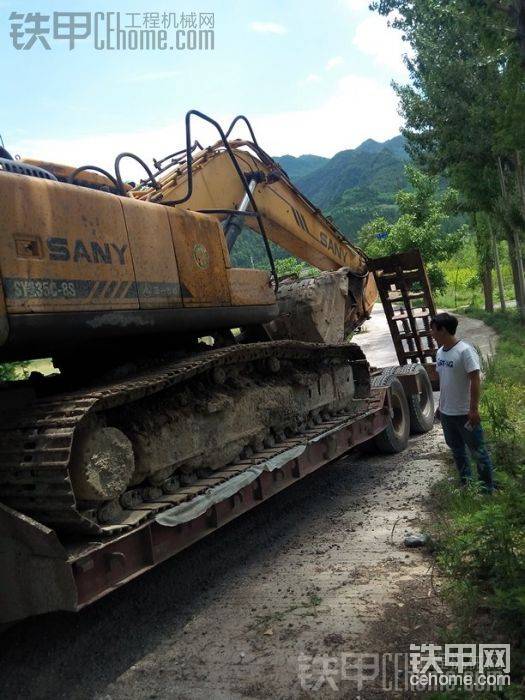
{"left": 1, "top": 309, "right": 496, "bottom": 699}
{"left": 355, "top": 303, "right": 497, "bottom": 367}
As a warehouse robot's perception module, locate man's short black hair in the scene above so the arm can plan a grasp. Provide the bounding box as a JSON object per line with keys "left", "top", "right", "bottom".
{"left": 431, "top": 312, "right": 458, "bottom": 335}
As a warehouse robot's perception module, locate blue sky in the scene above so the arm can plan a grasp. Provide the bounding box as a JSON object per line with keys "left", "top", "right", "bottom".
{"left": 1, "top": 0, "right": 409, "bottom": 171}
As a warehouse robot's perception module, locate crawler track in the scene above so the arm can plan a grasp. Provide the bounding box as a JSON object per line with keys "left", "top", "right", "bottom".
{"left": 0, "top": 341, "right": 369, "bottom": 535}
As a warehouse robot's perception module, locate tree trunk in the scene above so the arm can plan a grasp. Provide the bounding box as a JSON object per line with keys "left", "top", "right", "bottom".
{"left": 516, "top": 151, "right": 525, "bottom": 212}
{"left": 515, "top": 152, "right": 525, "bottom": 305}
{"left": 481, "top": 264, "right": 494, "bottom": 312}
{"left": 518, "top": 0, "right": 525, "bottom": 67}
{"left": 488, "top": 217, "right": 506, "bottom": 311}
{"left": 474, "top": 212, "right": 494, "bottom": 313}
{"left": 512, "top": 225, "right": 525, "bottom": 320}
{"left": 498, "top": 157, "right": 525, "bottom": 319}
{"left": 507, "top": 230, "right": 525, "bottom": 309}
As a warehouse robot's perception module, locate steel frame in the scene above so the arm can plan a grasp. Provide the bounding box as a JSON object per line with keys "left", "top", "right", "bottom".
{"left": 1, "top": 387, "right": 390, "bottom": 623}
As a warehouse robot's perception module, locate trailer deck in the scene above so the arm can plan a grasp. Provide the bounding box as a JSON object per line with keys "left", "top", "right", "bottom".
{"left": 1, "top": 384, "right": 393, "bottom": 624}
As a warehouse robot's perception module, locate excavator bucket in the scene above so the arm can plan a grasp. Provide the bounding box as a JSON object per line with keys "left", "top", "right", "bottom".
{"left": 263, "top": 267, "right": 376, "bottom": 344}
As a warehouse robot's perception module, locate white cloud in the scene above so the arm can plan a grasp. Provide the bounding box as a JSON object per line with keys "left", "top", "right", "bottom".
{"left": 260, "top": 75, "right": 402, "bottom": 156}
{"left": 301, "top": 73, "right": 322, "bottom": 84}
{"left": 344, "top": 0, "right": 371, "bottom": 12}
{"left": 353, "top": 14, "right": 409, "bottom": 78}
{"left": 249, "top": 22, "right": 287, "bottom": 35}
{"left": 125, "top": 70, "right": 179, "bottom": 83}
{"left": 325, "top": 56, "right": 344, "bottom": 71}
{"left": 13, "top": 75, "right": 402, "bottom": 176}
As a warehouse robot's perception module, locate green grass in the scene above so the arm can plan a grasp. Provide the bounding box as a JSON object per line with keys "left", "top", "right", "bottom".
{"left": 465, "top": 310, "right": 525, "bottom": 386}
{"left": 428, "top": 310, "right": 525, "bottom": 687}
{"left": 0, "top": 357, "right": 56, "bottom": 381}
{"left": 435, "top": 240, "right": 515, "bottom": 312}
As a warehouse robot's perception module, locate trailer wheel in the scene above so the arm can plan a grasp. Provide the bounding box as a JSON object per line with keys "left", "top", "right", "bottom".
{"left": 406, "top": 366, "right": 434, "bottom": 434}
{"left": 374, "top": 378, "right": 409, "bottom": 454}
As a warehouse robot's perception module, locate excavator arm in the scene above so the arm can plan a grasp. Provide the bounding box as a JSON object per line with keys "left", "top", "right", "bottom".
{"left": 136, "top": 143, "right": 366, "bottom": 273}
{"left": 132, "top": 134, "right": 378, "bottom": 333}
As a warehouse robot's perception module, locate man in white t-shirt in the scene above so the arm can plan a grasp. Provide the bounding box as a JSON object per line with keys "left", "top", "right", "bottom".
{"left": 431, "top": 312, "right": 494, "bottom": 492}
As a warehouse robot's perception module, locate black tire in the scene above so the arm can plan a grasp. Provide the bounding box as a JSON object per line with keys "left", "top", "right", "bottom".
{"left": 406, "top": 365, "right": 435, "bottom": 434}
{"left": 373, "top": 377, "right": 410, "bottom": 454}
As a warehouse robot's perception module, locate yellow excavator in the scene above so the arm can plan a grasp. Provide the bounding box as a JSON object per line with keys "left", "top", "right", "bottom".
{"left": 0, "top": 111, "right": 433, "bottom": 538}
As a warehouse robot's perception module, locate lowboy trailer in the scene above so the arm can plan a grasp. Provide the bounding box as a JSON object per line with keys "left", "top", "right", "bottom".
{"left": 0, "top": 251, "right": 438, "bottom": 626}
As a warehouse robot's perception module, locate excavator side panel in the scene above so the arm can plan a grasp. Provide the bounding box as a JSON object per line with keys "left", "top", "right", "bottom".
{"left": 167, "top": 207, "right": 232, "bottom": 307}
{"left": 228, "top": 268, "right": 275, "bottom": 306}
{"left": 121, "top": 197, "right": 183, "bottom": 309}
{"left": 0, "top": 172, "right": 139, "bottom": 314}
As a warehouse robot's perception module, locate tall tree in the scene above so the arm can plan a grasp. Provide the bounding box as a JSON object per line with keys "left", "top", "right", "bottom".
{"left": 358, "top": 165, "right": 466, "bottom": 293}
{"left": 373, "top": 0, "right": 525, "bottom": 317}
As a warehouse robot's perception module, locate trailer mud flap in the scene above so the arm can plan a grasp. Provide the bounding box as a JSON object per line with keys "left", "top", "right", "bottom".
{"left": 0, "top": 503, "right": 76, "bottom": 624}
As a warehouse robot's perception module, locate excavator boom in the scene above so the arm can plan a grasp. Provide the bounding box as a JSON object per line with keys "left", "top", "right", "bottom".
{"left": 131, "top": 125, "right": 378, "bottom": 328}
{"left": 136, "top": 140, "right": 368, "bottom": 273}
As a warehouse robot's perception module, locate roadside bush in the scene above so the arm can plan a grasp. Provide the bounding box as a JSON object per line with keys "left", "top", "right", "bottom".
{"left": 274, "top": 256, "right": 319, "bottom": 279}
{"left": 0, "top": 362, "right": 24, "bottom": 381}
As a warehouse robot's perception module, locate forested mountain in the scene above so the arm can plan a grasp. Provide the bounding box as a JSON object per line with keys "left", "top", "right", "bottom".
{"left": 230, "top": 134, "right": 409, "bottom": 269}
{"left": 275, "top": 134, "right": 409, "bottom": 241}
{"left": 274, "top": 154, "right": 329, "bottom": 179}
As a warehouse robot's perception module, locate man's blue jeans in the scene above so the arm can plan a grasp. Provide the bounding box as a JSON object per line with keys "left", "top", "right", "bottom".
{"left": 440, "top": 413, "right": 495, "bottom": 491}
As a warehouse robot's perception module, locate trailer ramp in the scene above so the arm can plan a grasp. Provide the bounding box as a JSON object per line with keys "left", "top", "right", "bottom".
{"left": 368, "top": 250, "right": 438, "bottom": 387}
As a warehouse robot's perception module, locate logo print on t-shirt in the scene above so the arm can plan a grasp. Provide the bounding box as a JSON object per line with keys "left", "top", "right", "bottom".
{"left": 437, "top": 359, "right": 454, "bottom": 368}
